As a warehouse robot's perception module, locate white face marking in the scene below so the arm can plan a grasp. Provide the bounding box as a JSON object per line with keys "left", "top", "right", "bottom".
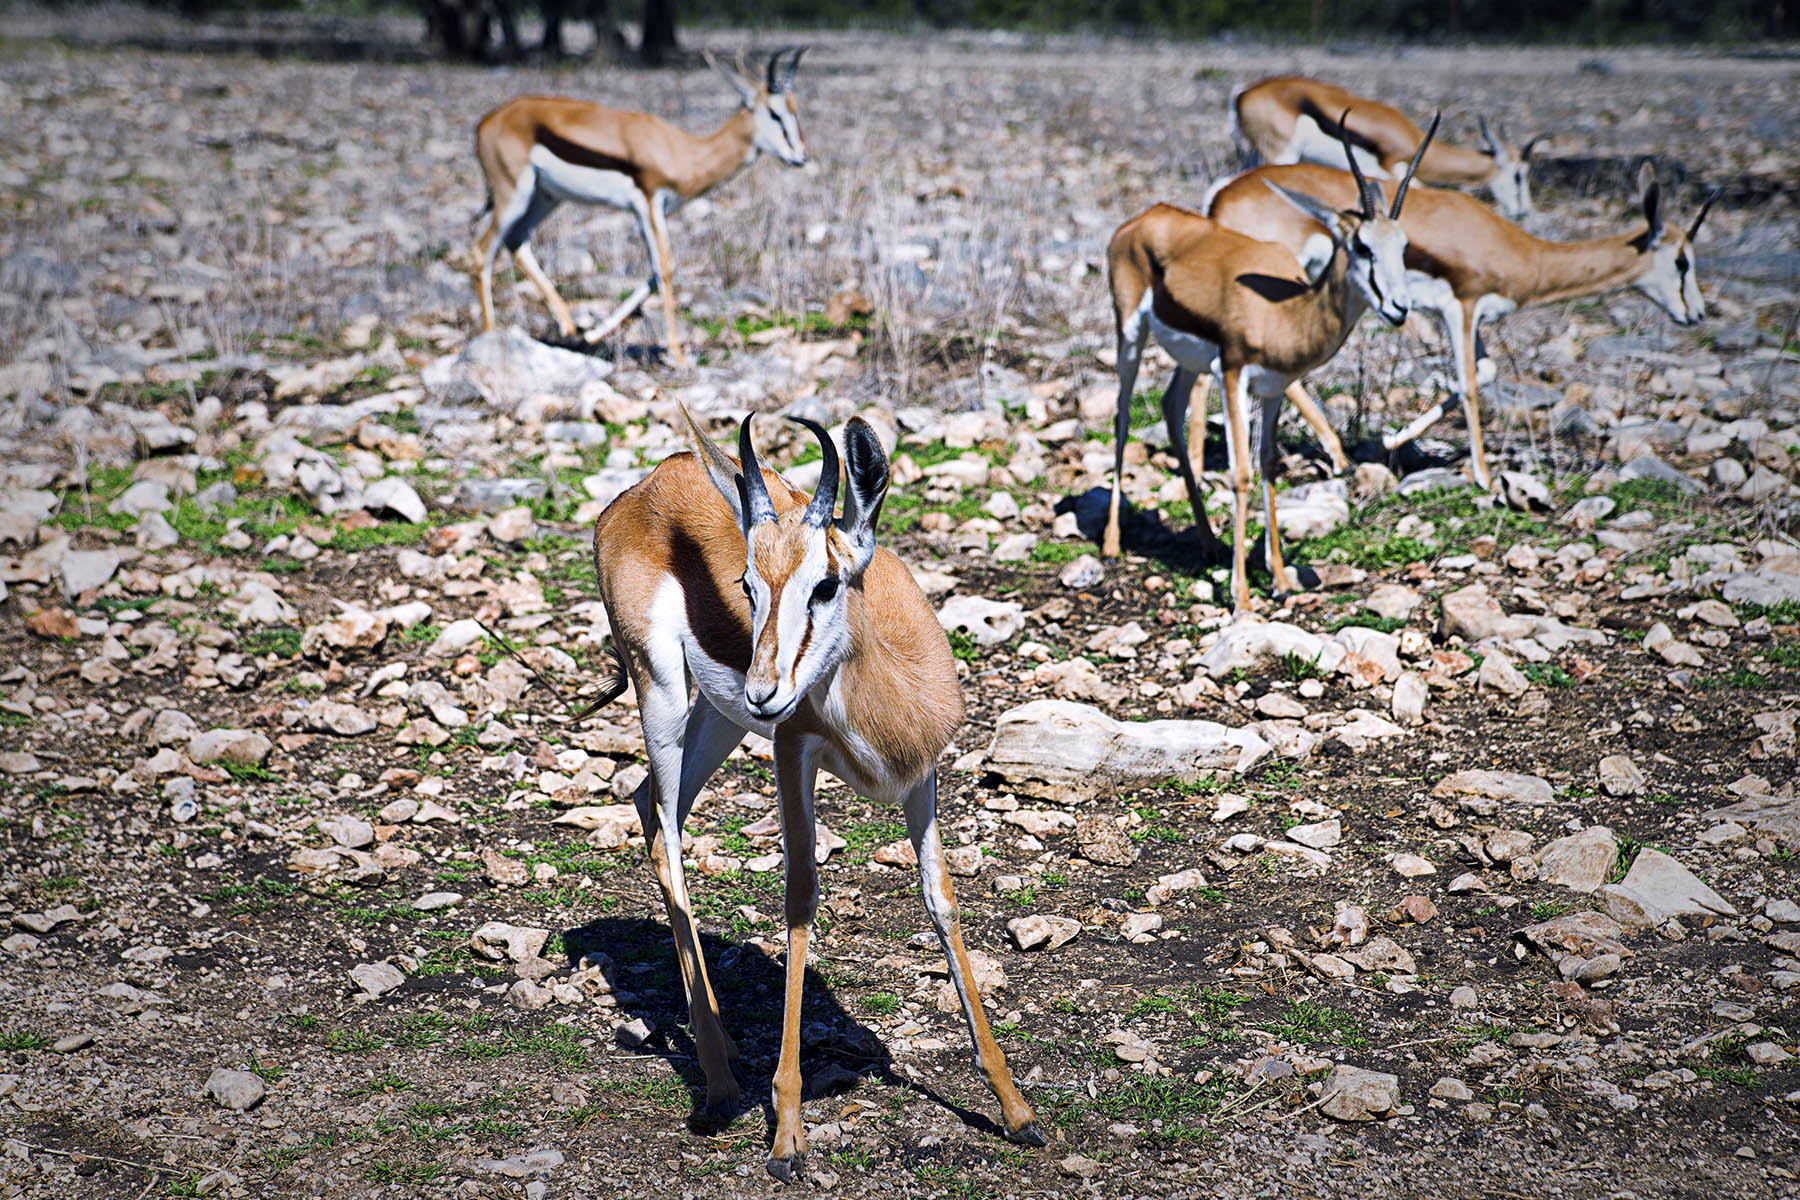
{"left": 1635, "top": 235, "right": 1705, "bottom": 326}
{"left": 1283, "top": 114, "right": 1391, "bottom": 177}
{"left": 1346, "top": 219, "right": 1411, "bottom": 326}
{"left": 527, "top": 143, "right": 644, "bottom": 211}
{"left": 1486, "top": 152, "right": 1533, "bottom": 221}
{"left": 752, "top": 93, "right": 806, "bottom": 166}
{"left": 740, "top": 525, "right": 850, "bottom": 722}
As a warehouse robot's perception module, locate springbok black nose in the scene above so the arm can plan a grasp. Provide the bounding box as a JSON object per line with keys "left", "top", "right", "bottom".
{"left": 746, "top": 683, "right": 779, "bottom": 712}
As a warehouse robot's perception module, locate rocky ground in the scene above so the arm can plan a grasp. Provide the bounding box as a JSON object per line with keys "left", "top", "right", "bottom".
{"left": 3, "top": 12, "right": 1800, "bottom": 1200}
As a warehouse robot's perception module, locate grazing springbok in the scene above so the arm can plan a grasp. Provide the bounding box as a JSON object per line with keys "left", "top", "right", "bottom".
{"left": 1233, "top": 76, "right": 1544, "bottom": 220}
{"left": 587, "top": 406, "right": 1042, "bottom": 1182}
{"left": 1103, "top": 115, "right": 1434, "bottom": 612}
{"left": 472, "top": 48, "right": 808, "bottom": 366}
{"left": 1204, "top": 161, "right": 1713, "bottom": 490}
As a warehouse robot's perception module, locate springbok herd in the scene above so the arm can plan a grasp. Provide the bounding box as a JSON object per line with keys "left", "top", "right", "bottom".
{"left": 470, "top": 51, "right": 1717, "bottom": 1181}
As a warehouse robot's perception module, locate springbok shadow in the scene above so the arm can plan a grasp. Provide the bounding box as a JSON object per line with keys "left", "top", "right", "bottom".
{"left": 557, "top": 915, "right": 1011, "bottom": 1147}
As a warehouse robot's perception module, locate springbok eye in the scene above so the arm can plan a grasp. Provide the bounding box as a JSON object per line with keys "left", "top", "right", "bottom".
{"left": 1676, "top": 253, "right": 1689, "bottom": 272}
{"left": 741, "top": 578, "right": 755, "bottom": 605}
{"left": 1352, "top": 241, "right": 1373, "bottom": 258}
{"left": 811, "top": 577, "right": 839, "bottom": 606}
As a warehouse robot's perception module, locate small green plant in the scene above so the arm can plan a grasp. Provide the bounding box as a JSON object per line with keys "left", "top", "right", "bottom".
{"left": 946, "top": 628, "right": 981, "bottom": 663}
{"left": 0, "top": 1030, "right": 50, "bottom": 1052}
{"left": 861, "top": 992, "right": 900, "bottom": 1015}
{"left": 1520, "top": 662, "right": 1576, "bottom": 688}
{"left": 1530, "top": 901, "right": 1572, "bottom": 921}
{"left": 1278, "top": 650, "right": 1330, "bottom": 682}
{"left": 221, "top": 760, "right": 278, "bottom": 782}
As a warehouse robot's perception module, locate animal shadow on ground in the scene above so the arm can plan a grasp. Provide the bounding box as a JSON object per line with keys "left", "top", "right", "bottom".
{"left": 533, "top": 330, "right": 671, "bottom": 368}
{"left": 559, "top": 916, "right": 1007, "bottom": 1146}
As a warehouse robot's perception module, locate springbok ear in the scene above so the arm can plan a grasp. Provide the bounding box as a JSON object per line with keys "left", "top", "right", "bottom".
{"left": 835, "top": 417, "right": 889, "bottom": 574}
{"left": 704, "top": 50, "right": 757, "bottom": 106}
{"left": 1477, "top": 114, "right": 1501, "bottom": 158}
{"left": 1266, "top": 183, "right": 1343, "bottom": 238}
{"left": 1638, "top": 163, "right": 1665, "bottom": 247}
{"left": 679, "top": 401, "right": 748, "bottom": 528}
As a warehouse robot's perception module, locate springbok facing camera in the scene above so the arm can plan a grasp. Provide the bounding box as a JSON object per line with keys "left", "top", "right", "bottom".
{"left": 471, "top": 49, "right": 808, "bottom": 366}
{"left": 587, "top": 406, "right": 1043, "bottom": 1182}
{"left": 1205, "top": 160, "right": 1714, "bottom": 490}
{"left": 1233, "top": 76, "right": 1544, "bottom": 220}
{"left": 1103, "top": 114, "right": 1435, "bottom": 612}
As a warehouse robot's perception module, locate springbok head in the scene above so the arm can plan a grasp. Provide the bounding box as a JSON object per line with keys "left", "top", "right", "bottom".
{"left": 707, "top": 47, "right": 809, "bottom": 167}
{"left": 1269, "top": 108, "right": 1438, "bottom": 328}
{"left": 1631, "top": 164, "right": 1716, "bottom": 327}
{"left": 688, "top": 408, "right": 888, "bottom": 723}
{"left": 1477, "top": 115, "right": 1548, "bottom": 221}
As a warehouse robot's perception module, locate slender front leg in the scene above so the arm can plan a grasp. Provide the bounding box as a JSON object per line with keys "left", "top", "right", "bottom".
{"left": 1257, "top": 393, "right": 1297, "bottom": 595}
{"left": 1284, "top": 381, "right": 1350, "bottom": 474}
{"left": 631, "top": 679, "right": 747, "bottom": 1116}
{"left": 904, "top": 768, "right": 1043, "bottom": 1146}
{"left": 584, "top": 201, "right": 660, "bottom": 344}
{"left": 646, "top": 203, "right": 687, "bottom": 368}
{"left": 513, "top": 243, "right": 580, "bottom": 338}
{"left": 1103, "top": 323, "right": 1145, "bottom": 558}
{"left": 1220, "top": 365, "right": 1257, "bottom": 612}
{"left": 1160, "top": 367, "right": 1230, "bottom": 561}
{"left": 1382, "top": 298, "right": 1459, "bottom": 455}
{"left": 475, "top": 219, "right": 502, "bottom": 333}
{"left": 767, "top": 730, "right": 820, "bottom": 1183}
{"left": 1457, "top": 306, "right": 1493, "bottom": 491}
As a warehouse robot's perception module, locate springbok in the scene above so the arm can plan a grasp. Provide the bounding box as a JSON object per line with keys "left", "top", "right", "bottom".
{"left": 472, "top": 49, "right": 808, "bottom": 366}
{"left": 1233, "top": 76, "right": 1544, "bottom": 221}
{"left": 1204, "top": 160, "right": 1713, "bottom": 490}
{"left": 587, "top": 406, "right": 1042, "bottom": 1181}
{"left": 1103, "top": 115, "right": 1435, "bottom": 611}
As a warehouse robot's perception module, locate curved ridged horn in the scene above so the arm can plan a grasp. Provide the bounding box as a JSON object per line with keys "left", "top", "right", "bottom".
{"left": 1521, "top": 131, "right": 1551, "bottom": 161}
{"left": 1391, "top": 110, "right": 1440, "bottom": 219}
{"left": 1477, "top": 114, "right": 1500, "bottom": 157}
{"left": 779, "top": 46, "right": 806, "bottom": 91}
{"left": 1337, "top": 108, "right": 1381, "bottom": 220}
{"left": 737, "top": 415, "right": 777, "bottom": 526}
{"left": 791, "top": 416, "right": 838, "bottom": 527}
{"left": 1688, "top": 187, "right": 1721, "bottom": 241}
{"left": 766, "top": 47, "right": 797, "bottom": 92}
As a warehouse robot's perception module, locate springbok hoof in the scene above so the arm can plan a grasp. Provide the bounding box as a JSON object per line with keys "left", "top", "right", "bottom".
{"left": 1005, "top": 1121, "right": 1047, "bottom": 1148}
{"left": 766, "top": 1152, "right": 806, "bottom": 1184}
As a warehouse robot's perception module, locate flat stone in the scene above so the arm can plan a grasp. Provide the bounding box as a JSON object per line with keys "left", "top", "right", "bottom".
{"left": 1320, "top": 1064, "right": 1400, "bottom": 1121}
{"left": 984, "top": 699, "right": 1268, "bottom": 804}
{"left": 317, "top": 815, "right": 374, "bottom": 849}
{"left": 1429, "top": 1077, "right": 1473, "bottom": 1102}
{"left": 349, "top": 961, "right": 405, "bottom": 998}
{"left": 471, "top": 921, "right": 550, "bottom": 963}
{"left": 187, "top": 729, "right": 272, "bottom": 767}
{"left": 414, "top": 891, "right": 464, "bottom": 912}
{"left": 1614, "top": 848, "right": 1737, "bottom": 921}
{"left": 1286, "top": 819, "right": 1341, "bottom": 850}
{"left": 1598, "top": 755, "right": 1645, "bottom": 797}
{"left": 1439, "top": 585, "right": 1532, "bottom": 643}
{"left": 1536, "top": 825, "right": 1618, "bottom": 894}
{"left": 1075, "top": 814, "right": 1139, "bottom": 866}
{"left": 1519, "top": 910, "right": 1630, "bottom": 960}
{"left": 1007, "top": 914, "right": 1082, "bottom": 951}
{"left": 1198, "top": 619, "right": 1344, "bottom": 680}
{"left": 205, "top": 1068, "right": 266, "bottom": 1112}
{"left": 937, "top": 595, "right": 1023, "bottom": 646}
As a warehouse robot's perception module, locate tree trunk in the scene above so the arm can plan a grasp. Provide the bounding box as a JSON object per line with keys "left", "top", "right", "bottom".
{"left": 640, "top": 0, "right": 677, "bottom": 65}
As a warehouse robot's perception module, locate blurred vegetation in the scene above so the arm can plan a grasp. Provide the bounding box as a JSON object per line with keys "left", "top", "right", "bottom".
{"left": 100, "top": 0, "right": 1799, "bottom": 48}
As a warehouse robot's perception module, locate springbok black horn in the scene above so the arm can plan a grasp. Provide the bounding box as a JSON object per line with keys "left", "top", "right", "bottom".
{"left": 1477, "top": 114, "right": 1500, "bottom": 157}
{"left": 1522, "top": 131, "right": 1551, "bottom": 160}
{"left": 737, "top": 414, "right": 777, "bottom": 525}
{"left": 1337, "top": 109, "right": 1381, "bottom": 219}
{"left": 791, "top": 416, "right": 838, "bottom": 527}
{"left": 779, "top": 46, "right": 806, "bottom": 91}
{"left": 1687, "top": 187, "right": 1721, "bottom": 241}
{"left": 1392, "top": 110, "right": 1440, "bottom": 219}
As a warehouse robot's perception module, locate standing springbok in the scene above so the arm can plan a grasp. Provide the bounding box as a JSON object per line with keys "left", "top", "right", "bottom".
{"left": 1103, "top": 115, "right": 1434, "bottom": 612}
{"left": 1233, "top": 76, "right": 1544, "bottom": 221}
{"left": 587, "top": 406, "right": 1042, "bottom": 1182}
{"left": 471, "top": 49, "right": 808, "bottom": 367}
{"left": 1204, "top": 161, "right": 1713, "bottom": 490}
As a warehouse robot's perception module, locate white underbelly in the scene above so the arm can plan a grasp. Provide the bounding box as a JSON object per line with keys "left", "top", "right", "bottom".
{"left": 1285, "top": 114, "right": 1390, "bottom": 178}
{"left": 528, "top": 143, "right": 643, "bottom": 209}
{"left": 1145, "top": 306, "right": 1221, "bottom": 375}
